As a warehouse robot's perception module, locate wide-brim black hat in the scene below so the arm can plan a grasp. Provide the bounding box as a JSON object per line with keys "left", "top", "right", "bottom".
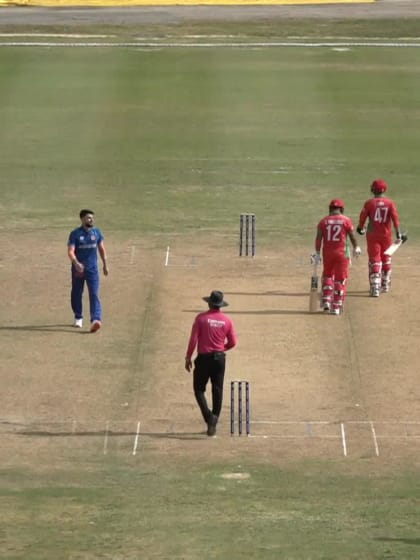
{"left": 203, "top": 290, "right": 228, "bottom": 307}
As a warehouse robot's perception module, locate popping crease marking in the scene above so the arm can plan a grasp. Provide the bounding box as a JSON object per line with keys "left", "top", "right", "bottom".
{"left": 2, "top": 41, "right": 420, "bottom": 49}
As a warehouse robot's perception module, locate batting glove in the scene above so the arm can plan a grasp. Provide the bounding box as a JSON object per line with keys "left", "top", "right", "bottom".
{"left": 353, "top": 246, "right": 362, "bottom": 257}
{"left": 310, "top": 252, "right": 322, "bottom": 265}
{"left": 356, "top": 226, "right": 366, "bottom": 235}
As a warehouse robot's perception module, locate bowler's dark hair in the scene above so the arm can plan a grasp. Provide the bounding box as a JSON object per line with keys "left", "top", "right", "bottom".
{"left": 80, "top": 209, "right": 95, "bottom": 219}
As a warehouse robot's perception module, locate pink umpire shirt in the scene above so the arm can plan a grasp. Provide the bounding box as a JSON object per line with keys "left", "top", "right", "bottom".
{"left": 185, "top": 309, "right": 237, "bottom": 360}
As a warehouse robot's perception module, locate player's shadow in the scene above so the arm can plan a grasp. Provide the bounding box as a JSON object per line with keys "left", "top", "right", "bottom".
{"left": 223, "top": 310, "right": 319, "bottom": 316}
{"left": 225, "top": 291, "right": 307, "bottom": 297}
{"left": 12, "top": 429, "right": 208, "bottom": 441}
{"left": 184, "top": 308, "right": 322, "bottom": 316}
{"left": 0, "top": 324, "right": 87, "bottom": 333}
{"left": 185, "top": 291, "right": 314, "bottom": 316}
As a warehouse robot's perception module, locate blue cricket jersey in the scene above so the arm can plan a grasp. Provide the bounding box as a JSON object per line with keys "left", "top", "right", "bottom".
{"left": 68, "top": 226, "right": 104, "bottom": 271}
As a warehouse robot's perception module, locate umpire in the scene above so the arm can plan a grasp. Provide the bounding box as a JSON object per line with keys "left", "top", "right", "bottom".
{"left": 185, "top": 290, "right": 237, "bottom": 436}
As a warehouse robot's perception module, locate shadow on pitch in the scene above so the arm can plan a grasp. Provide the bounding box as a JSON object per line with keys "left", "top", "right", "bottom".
{"left": 0, "top": 324, "right": 89, "bottom": 333}
{"left": 224, "top": 291, "right": 308, "bottom": 297}
{"left": 184, "top": 308, "right": 324, "bottom": 316}
{"left": 226, "top": 290, "right": 372, "bottom": 299}
{"left": 12, "top": 429, "right": 207, "bottom": 441}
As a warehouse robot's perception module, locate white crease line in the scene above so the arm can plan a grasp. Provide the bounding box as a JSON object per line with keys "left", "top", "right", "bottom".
{"left": 1, "top": 41, "right": 420, "bottom": 49}
{"left": 103, "top": 421, "right": 110, "bottom": 455}
{"left": 248, "top": 435, "right": 340, "bottom": 439}
{"left": 340, "top": 422, "right": 348, "bottom": 457}
{"left": 370, "top": 421, "right": 380, "bottom": 457}
{"left": 129, "top": 245, "right": 136, "bottom": 265}
{"left": 252, "top": 420, "right": 331, "bottom": 425}
{"left": 133, "top": 421, "right": 141, "bottom": 456}
{"left": 0, "top": 33, "right": 115, "bottom": 38}
{"left": 165, "top": 246, "right": 170, "bottom": 267}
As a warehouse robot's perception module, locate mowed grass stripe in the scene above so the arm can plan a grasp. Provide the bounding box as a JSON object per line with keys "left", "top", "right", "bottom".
{"left": 1, "top": 46, "right": 420, "bottom": 239}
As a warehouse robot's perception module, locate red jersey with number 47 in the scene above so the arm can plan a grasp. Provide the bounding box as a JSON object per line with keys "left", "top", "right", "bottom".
{"left": 358, "top": 197, "right": 400, "bottom": 239}
{"left": 316, "top": 214, "right": 354, "bottom": 257}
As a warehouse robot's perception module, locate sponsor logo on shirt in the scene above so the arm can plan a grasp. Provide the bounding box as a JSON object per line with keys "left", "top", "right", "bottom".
{"left": 208, "top": 319, "right": 226, "bottom": 327}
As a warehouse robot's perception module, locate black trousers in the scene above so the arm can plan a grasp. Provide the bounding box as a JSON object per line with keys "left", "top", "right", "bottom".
{"left": 193, "top": 352, "right": 226, "bottom": 422}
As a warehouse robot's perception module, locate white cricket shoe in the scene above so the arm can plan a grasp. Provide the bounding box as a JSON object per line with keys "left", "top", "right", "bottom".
{"left": 331, "top": 308, "right": 341, "bottom": 316}
{"left": 73, "top": 318, "right": 83, "bottom": 328}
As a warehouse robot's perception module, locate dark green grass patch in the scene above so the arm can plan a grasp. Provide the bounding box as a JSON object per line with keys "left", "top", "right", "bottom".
{"left": 1, "top": 459, "right": 420, "bottom": 559}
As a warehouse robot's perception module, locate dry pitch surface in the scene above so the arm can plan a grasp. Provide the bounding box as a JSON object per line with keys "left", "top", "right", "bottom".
{"left": 1, "top": 230, "right": 420, "bottom": 468}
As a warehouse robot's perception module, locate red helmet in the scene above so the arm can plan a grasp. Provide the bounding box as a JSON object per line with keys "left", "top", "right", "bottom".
{"left": 329, "top": 198, "right": 344, "bottom": 211}
{"left": 371, "top": 179, "right": 387, "bottom": 194}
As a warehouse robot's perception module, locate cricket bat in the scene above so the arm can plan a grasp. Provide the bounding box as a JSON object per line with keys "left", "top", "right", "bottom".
{"left": 384, "top": 233, "right": 408, "bottom": 256}
{"left": 309, "top": 262, "right": 320, "bottom": 313}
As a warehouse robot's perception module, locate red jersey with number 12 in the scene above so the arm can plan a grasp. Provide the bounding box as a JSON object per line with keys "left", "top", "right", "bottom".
{"left": 358, "top": 197, "right": 400, "bottom": 239}
{"left": 316, "top": 214, "right": 354, "bottom": 257}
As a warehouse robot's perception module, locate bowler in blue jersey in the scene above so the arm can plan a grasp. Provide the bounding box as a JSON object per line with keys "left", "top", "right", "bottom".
{"left": 67, "top": 209, "right": 109, "bottom": 332}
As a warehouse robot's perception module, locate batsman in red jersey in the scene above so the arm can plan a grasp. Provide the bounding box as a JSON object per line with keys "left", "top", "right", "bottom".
{"left": 312, "top": 199, "right": 361, "bottom": 315}
{"left": 357, "top": 179, "right": 401, "bottom": 297}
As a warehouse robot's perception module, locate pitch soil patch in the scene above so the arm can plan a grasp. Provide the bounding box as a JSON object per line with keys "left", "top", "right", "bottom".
{"left": 1, "top": 232, "right": 419, "bottom": 469}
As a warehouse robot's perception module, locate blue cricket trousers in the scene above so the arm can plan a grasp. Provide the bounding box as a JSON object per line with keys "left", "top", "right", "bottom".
{"left": 71, "top": 266, "right": 102, "bottom": 322}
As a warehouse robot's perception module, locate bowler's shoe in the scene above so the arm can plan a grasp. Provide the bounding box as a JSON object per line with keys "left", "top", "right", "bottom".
{"left": 90, "top": 320, "right": 101, "bottom": 333}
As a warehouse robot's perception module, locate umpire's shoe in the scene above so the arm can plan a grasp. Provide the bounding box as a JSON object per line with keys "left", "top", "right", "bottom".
{"left": 207, "top": 414, "right": 218, "bottom": 437}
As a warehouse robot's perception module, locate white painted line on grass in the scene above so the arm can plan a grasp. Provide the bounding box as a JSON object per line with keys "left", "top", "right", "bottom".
{"left": 164, "top": 263, "right": 198, "bottom": 268}
{"left": 370, "top": 421, "right": 380, "bottom": 457}
{"left": 340, "top": 422, "right": 348, "bottom": 457}
{"left": 129, "top": 245, "right": 136, "bottom": 265}
{"left": 248, "top": 434, "right": 340, "bottom": 440}
{"left": 132, "top": 421, "right": 141, "bottom": 456}
{"left": 347, "top": 420, "right": 420, "bottom": 425}
{"left": 103, "top": 421, "right": 110, "bottom": 455}
{"left": 0, "top": 33, "right": 116, "bottom": 38}
{"left": 252, "top": 420, "right": 331, "bottom": 425}
{"left": 165, "top": 246, "right": 170, "bottom": 267}
{"left": 2, "top": 41, "right": 420, "bottom": 49}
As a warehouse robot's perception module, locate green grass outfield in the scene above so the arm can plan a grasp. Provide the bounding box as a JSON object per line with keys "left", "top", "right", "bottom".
{"left": 2, "top": 457, "right": 420, "bottom": 560}
{"left": 1, "top": 18, "right": 420, "bottom": 559}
